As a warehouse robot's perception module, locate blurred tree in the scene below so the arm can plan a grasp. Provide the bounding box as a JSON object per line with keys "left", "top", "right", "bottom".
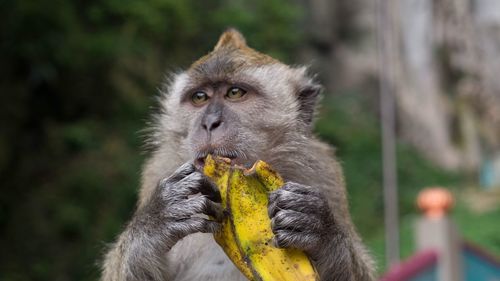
{"left": 300, "top": 0, "right": 375, "bottom": 91}
{"left": 302, "top": 0, "right": 500, "bottom": 173}
{"left": 394, "top": 0, "right": 500, "bottom": 172}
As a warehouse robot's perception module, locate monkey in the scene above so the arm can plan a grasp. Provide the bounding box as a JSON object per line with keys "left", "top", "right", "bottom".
{"left": 101, "top": 29, "right": 375, "bottom": 281}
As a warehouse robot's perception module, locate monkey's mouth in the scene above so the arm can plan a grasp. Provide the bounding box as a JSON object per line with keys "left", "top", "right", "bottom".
{"left": 194, "top": 148, "right": 243, "bottom": 169}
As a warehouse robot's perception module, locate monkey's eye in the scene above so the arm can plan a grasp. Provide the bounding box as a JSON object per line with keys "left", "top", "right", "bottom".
{"left": 226, "top": 87, "right": 247, "bottom": 100}
{"left": 191, "top": 91, "right": 209, "bottom": 105}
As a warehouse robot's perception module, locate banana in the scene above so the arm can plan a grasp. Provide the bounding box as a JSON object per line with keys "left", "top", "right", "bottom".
{"left": 203, "top": 155, "right": 319, "bottom": 281}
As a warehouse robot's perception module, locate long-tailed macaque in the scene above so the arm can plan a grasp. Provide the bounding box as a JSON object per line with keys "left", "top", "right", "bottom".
{"left": 101, "top": 29, "right": 375, "bottom": 281}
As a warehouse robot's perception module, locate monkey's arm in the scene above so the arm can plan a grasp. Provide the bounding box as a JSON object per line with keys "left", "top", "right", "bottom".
{"left": 101, "top": 163, "right": 221, "bottom": 281}
{"left": 101, "top": 213, "right": 171, "bottom": 281}
{"left": 268, "top": 182, "right": 375, "bottom": 281}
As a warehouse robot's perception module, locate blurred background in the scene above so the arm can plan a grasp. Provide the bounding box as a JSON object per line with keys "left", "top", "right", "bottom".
{"left": 1, "top": 0, "right": 499, "bottom": 280}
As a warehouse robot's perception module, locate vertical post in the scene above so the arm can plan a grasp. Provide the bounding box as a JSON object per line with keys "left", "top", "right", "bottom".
{"left": 377, "top": 0, "right": 400, "bottom": 267}
{"left": 416, "top": 188, "right": 463, "bottom": 281}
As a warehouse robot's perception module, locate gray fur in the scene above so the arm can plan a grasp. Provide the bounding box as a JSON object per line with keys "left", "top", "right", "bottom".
{"left": 101, "top": 32, "right": 375, "bottom": 281}
{"left": 101, "top": 163, "right": 222, "bottom": 281}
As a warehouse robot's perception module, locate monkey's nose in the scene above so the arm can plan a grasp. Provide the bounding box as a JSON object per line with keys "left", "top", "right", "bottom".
{"left": 202, "top": 114, "right": 223, "bottom": 132}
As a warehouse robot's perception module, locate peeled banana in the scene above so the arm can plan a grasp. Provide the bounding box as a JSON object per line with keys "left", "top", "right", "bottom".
{"left": 203, "top": 155, "right": 319, "bottom": 281}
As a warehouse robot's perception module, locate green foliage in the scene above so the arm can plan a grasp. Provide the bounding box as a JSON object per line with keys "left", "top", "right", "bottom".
{"left": 454, "top": 202, "right": 500, "bottom": 254}
{"left": 0, "top": 1, "right": 302, "bottom": 280}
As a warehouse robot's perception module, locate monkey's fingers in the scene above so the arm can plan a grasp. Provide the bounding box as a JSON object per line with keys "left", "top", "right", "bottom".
{"left": 199, "top": 177, "right": 221, "bottom": 203}
{"left": 271, "top": 209, "right": 322, "bottom": 233}
{"left": 185, "top": 217, "right": 221, "bottom": 234}
{"left": 189, "top": 195, "right": 224, "bottom": 221}
{"left": 203, "top": 199, "right": 224, "bottom": 221}
{"left": 167, "top": 162, "right": 196, "bottom": 183}
{"left": 174, "top": 172, "right": 221, "bottom": 202}
{"left": 268, "top": 189, "right": 325, "bottom": 217}
{"left": 279, "top": 182, "right": 322, "bottom": 198}
{"left": 272, "top": 229, "right": 321, "bottom": 253}
{"left": 167, "top": 217, "right": 221, "bottom": 239}
{"left": 175, "top": 172, "right": 208, "bottom": 196}
{"left": 172, "top": 195, "right": 223, "bottom": 222}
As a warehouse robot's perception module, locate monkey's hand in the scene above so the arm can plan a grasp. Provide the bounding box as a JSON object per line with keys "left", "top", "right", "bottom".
{"left": 101, "top": 163, "right": 222, "bottom": 281}
{"left": 138, "top": 163, "right": 223, "bottom": 246}
{"left": 128, "top": 162, "right": 222, "bottom": 262}
{"left": 268, "top": 182, "right": 335, "bottom": 260}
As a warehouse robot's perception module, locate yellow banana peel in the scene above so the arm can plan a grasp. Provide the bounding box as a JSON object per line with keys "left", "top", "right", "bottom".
{"left": 203, "top": 155, "right": 319, "bottom": 281}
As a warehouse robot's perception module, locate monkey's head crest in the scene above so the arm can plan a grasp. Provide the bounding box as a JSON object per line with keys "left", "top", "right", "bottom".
{"left": 213, "top": 28, "right": 248, "bottom": 50}
{"left": 190, "top": 28, "right": 279, "bottom": 69}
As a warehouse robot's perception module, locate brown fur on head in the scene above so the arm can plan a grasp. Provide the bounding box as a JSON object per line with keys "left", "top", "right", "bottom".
{"left": 190, "top": 28, "right": 278, "bottom": 70}
{"left": 213, "top": 28, "right": 247, "bottom": 50}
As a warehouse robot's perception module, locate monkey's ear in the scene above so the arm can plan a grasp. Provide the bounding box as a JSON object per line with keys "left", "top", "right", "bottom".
{"left": 214, "top": 28, "right": 247, "bottom": 50}
{"left": 297, "top": 84, "right": 322, "bottom": 127}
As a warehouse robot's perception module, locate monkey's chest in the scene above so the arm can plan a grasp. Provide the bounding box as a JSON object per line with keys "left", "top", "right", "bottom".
{"left": 166, "top": 233, "right": 247, "bottom": 281}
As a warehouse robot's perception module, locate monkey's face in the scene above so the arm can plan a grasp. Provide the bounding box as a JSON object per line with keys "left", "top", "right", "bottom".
{"left": 179, "top": 71, "right": 297, "bottom": 169}
{"left": 186, "top": 82, "right": 262, "bottom": 168}
{"left": 157, "top": 30, "right": 321, "bottom": 169}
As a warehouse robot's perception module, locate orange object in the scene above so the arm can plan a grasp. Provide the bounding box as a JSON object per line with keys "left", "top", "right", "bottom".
{"left": 417, "top": 187, "right": 454, "bottom": 219}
